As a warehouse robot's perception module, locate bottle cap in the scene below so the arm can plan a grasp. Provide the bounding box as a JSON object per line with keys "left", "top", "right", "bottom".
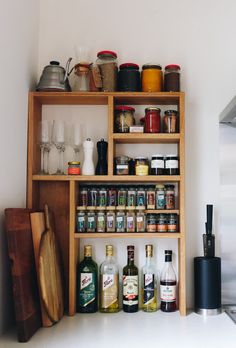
{"left": 84, "top": 245, "right": 92, "bottom": 257}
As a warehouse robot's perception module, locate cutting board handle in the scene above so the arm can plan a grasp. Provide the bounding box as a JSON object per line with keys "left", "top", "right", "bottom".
{"left": 44, "top": 204, "right": 50, "bottom": 230}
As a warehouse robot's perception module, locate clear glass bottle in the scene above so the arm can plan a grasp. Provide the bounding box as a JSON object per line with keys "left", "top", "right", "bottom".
{"left": 106, "top": 206, "right": 116, "bottom": 232}
{"left": 99, "top": 245, "right": 119, "bottom": 313}
{"left": 160, "top": 250, "right": 177, "bottom": 312}
{"left": 123, "top": 245, "right": 139, "bottom": 312}
{"left": 126, "top": 207, "right": 136, "bottom": 233}
{"left": 136, "top": 206, "right": 146, "bottom": 232}
{"left": 142, "top": 245, "right": 158, "bottom": 312}
{"left": 76, "top": 245, "right": 98, "bottom": 313}
{"left": 116, "top": 206, "right": 126, "bottom": 232}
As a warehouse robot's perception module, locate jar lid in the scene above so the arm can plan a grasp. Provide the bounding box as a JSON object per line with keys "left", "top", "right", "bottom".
{"left": 117, "top": 205, "right": 126, "bottom": 210}
{"left": 119, "top": 63, "right": 139, "bottom": 70}
{"left": 142, "top": 63, "right": 162, "bottom": 70}
{"left": 166, "top": 154, "right": 178, "bottom": 158}
{"left": 156, "top": 184, "right": 165, "bottom": 189}
{"left": 77, "top": 206, "right": 86, "bottom": 210}
{"left": 126, "top": 206, "right": 136, "bottom": 210}
{"left": 164, "top": 110, "right": 178, "bottom": 115}
{"left": 136, "top": 206, "right": 145, "bottom": 210}
{"left": 165, "top": 64, "right": 180, "bottom": 70}
{"left": 97, "top": 50, "right": 117, "bottom": 58}
{"left": 96, "top": 207, "right": 106, "bottom": 211}
{"left": 115, "top": 105, "right": 135, "bottom": 112}
{"left": 115, "top": 155, "right": 129, "bottom": 161}
{"left": 68, "top": 161, "right": 80, "bottom": 165}
{"left": 87, "top": 206, "right": 96, "bottom": 210}
{"left": 106, "top": 206, "right": 116, "bottom": 210}
{"left": 135, "top": 156, "right": 148, "bottom": 160}
{"left": 152, "top": 154, "right": 164, "bottom": 158}
{"left": 145, "top": 107, "right": 161, "bottom": 112}
{"left": 165, "top": 184, "right": 175, "bottom": 189}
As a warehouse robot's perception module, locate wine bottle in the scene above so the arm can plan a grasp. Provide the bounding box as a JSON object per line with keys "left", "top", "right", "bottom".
{"left": 142, "top": 244, "right": 158, "bottom": 312}
{"left": 76, "top": 245, "right": 98, "bottom": 313}
{"left": 160, "top": 250, "right": 177, "bottom": 312}
{"left": 123, "top": 245, "right": 139, "bottom": 313}
{"left": 100, "top": 245, "right": 119, "bottom": 313}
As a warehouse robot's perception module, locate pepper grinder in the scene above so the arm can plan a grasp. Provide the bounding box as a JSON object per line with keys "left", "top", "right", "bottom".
{"left": 95, "top": 138, "right": 108, "bottom": 175}
{"left": 82, "top": 138, "right": 95, "bottom": 175}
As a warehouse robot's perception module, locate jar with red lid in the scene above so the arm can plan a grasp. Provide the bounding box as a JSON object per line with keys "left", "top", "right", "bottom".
{"left": 164, "top": 64, "right": 181, "bottom": 92}
{"left": 141, "top": 64, "right": 163, "bottom": 92}
{"left": 96, "top": 50, "right": 118, "bottom": 91}
{"left": 114, "top": 106, "right": 135, "bottom": 133}
{"left": 118, "top": 63, "right": 141, "bottom": 92}
{"left": 144, "top": 107, "right": 161, "bottom": 133}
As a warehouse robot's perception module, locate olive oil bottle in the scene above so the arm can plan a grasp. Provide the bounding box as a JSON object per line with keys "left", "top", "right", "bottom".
{"left": 123, "top": 245, "right": 139, "bottom": 312}
{"left": 142, "top": 244, "right": 158, "bottom": 312}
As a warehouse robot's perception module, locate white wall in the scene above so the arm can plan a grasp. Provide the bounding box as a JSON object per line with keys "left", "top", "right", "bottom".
{"left": 37, "top": 0, "right": 236, "bottom": 308}
{"left": 0, "top": 0, "right": 39, "bottom": 334}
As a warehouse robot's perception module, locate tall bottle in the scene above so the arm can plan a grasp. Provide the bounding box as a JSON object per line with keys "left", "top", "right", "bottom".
{"left": 76, "top": 245, "right": 98, "bottom": 313}
{"left": 82, "top": 138, "right": 95, "bottom": 175}
{"left": 142, "top": 245, "right": 158, "bottom": 312}
{"left": 123, "top": 245, "right": 139, "bottom": 313}
{"left": 160, "top": 250, "right": 177, "bottom": 312}
{"left": 99, "top": 245, "right": 119, "bottom": 313}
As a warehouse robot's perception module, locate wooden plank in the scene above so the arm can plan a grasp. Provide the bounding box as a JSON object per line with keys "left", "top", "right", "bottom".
{"left": 32, "top": 175, "right": 181, "bottom": 182}
{"left": 113, "top": 133, "right": 180, "bottom": 144}
{"left": 74, "top": 232, "right": 181, "bottom": 239}
{"left": 108, "top": 96, "right": 114, "bottom": 175}
{"left": 68, "top": 181, "right": 76, "bottom": 316}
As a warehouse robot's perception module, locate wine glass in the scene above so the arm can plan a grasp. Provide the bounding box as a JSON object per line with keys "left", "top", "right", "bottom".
{"left": 69, "top": 122, "right": 82, "bottom": 161}
{"left": 52, "top": 120, "right": 66, "bottom": 174}
{"left": 38, "top": 120, "right": 51, "bottom": 174}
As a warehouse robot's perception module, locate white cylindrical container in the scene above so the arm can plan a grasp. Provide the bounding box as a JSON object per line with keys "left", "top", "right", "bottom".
{"left": 82, "top": 138, "right": 95, "bottom": 175}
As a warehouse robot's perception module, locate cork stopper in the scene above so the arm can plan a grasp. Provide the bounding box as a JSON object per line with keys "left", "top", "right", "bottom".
{"left": 146, "top": 244, "right": 153, "bottom": 257}
{"left": 84, "top": 245, "right": 92, "bottom": 257}
{"left": 106, "top": 245, "right": 114, "bottom": 257}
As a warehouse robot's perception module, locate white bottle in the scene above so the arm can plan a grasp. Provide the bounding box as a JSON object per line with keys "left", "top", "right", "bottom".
{"left": 82, "top": 138, "right": 95, "bottom": 175}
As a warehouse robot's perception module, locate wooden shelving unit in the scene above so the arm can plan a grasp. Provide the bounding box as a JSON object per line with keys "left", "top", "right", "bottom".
{"left": 27, "top": 91, "right": 186, "bottom": 316}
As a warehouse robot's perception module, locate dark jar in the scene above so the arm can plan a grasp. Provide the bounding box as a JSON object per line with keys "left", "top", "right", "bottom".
{"left": 118, "top": 63, "right": 141, "bottom": 92}
{"left": 150, "top": 154, "right": 165, "bottom": 175}
{"left": 164, "top": 64, "right": 181, "bottom": 92}
{"left": 165, "top": 155, "right": 179, "bottom": 175}
{"left": 163, "top": 110, "right": 178, "bottom": 133}
{"left": 144, "top": 107, "right": 161, "bottom": 133}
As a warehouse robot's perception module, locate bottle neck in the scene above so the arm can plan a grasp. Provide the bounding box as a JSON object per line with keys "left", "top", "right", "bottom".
{"left": 128, "top": 257, "right": 134, "bottom": 265}
{"left": 145, "top": 255, "right": 152, "bottom": 265}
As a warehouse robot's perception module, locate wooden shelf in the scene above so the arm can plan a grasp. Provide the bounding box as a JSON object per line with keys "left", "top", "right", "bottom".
{"left": 113, "top": 133, "right": 180, "bottom": 144}
{"left": 75, "top": 232, "right": 181, "bottom": 239}
{"left": 32, "top": 175, "right": 181, "bottom": 182}
{"left": 145, "top": 210, "right": 179, "bottom": 214}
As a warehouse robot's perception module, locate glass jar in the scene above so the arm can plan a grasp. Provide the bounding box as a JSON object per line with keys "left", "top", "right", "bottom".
{"left": 164, "top": 64, "right": 181, "bottom": 92}
{"left": 98, "top": 187, "right": 107, "bottom": 207}
{"left": 144, "top": 107, "right": 161, "bottom": 133}
{"left": 106, "top": 206, "right": 116, "bottom": 232}
{"left": 79, "top": 187, "right": 88, "bottom": 207}
{"left": 96, "top": 208, "right": 106, "bottom": 233}
{"left": 115, "top": 156, "right": 129, "bottom": 175}
{"left": 127, "top": 187, "right": 136, "bottom": 207}
{"left": 150, "top": 154, "right": 165, "bottom": 175}
{"left": 147, "top": 214, "right": 157, "bottom": 232}
{"left": 118, "top": 63, "right": 141, "bottom": 92}
{"left": 135, "top": 157, "right": 149, "bottom": 176}
{"left": 126, "top": 207, "right": 136, "bottom": 233}
{"left": 117, "top": 187, "right": 127, "bottom": 206}
{"left": 88, "top": 187, "right": 98, "bottom": 207}
{"left": 68, "top": 161, "right": 81, "bottom": 175}
{"left": 108, "top": 187, "right": 117, "bottom": 207}
{"left": 156, "top": 214, "right": 168, "bottom": 232}
{"left": 163, "top": 110, "right": 178, "bottom": 133}
{"left": 165, "top": 155, "right": 179, "bottom": 175}
{"left": 147, "top": 187, "right": 156, "bottom": 210}
{"left": 165, "top": 185, "right": 175, "bottom": 210}
{"left": 156, "top": 185, "right": 165, "bottom": 209}
{"left": 87, "top": 208, "right": 96, "bottom": 233}
{"left": 73, "top": 63, "right": 90, "bottom": 92}
{"left": 137, "top": 187, "right": 146, "bottom": 207}
{"left": 76, "top": 207, "right": 87, "bottom": 233}
{"left": 114, "top": 106, "right": 135, "bottom": 133}
{"left": 96, "top": 50, "right": 118, "bottom": 91}
{"left": 167, "top": 214, "right": 178, "bottom": 232}
{"left": 116, "top": 207, "right": 126, "bottom": 232}
{"left": 141, "top": 64, "right": 163, "bottom": 92}
{"left": 136, "top": 206, "right": 146, "bottom": 232}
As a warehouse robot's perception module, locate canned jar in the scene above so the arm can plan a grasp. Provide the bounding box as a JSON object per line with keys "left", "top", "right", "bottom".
{"left": 115, "top": 156, "right": 129, "bottom": 175}
{"left": 126, "top": 207, "right": 136, "bottom": 233}
{"left": 87, "top": 208, "right": 96, "bottom": 233}
{"left": 163, "top": 110, "right": 178, "bottom": 133}
{"left": 118, "top": 63, "right": 141, "bottom": 92}
{"left": 135, "top": 157, "right": 149, "bottom": 176}
{"left": 165, "top": 185, "right": 175, "bottom": 210}
{"left": 156, "top": 185, "right": 165, "bottom": 209}
{"left": 147, "top": 187, "right": 156, "bottom": 210}
{"left": 137, "top": 187, "right": 146, "bottom": 207}
{"left": 106, "top": 207, "right": 116, "bottom": 232}
{"left": 88, "top": 187, "right": 98, "bottom": 207}
{"left": 136, "top": 207, "right": 146, "bottom": 232}
{"left": 141, "top": 64, "right": 163, "bottom": 92}
{"left": 96, "top": 208, "right": 106, "bottom": 233}
{"left": 114, "top": 106, "right": 135, "bottom": 133}
{"left": 117, "top": 187, "right": 127, "bottom": 206}
{"left": 150, "top": 154, "right": 165, "bottom": 175}
{"left": 167, "top": 213, "right": 178, "bottom": 232}
{"left": 79, "top": 187, "right": 88, "bottom": 207}
{"left": 147, "top": 214, "right": 157, "bottom": 232}
{"left": 76, "top": 207, "right": 86, "bottom": 233}
{"left": 116, "top": 207, "right": 126, "bottom": 232}
{"left": 144, "top": 107, "right": 161, "bottom": 133}
{"left": 108, "top": 188, "right": 117, "bottom": 207}
{"left": 156, "top": 214, "right": 168, "bottom": 232}
{"left": 165, "top": 155, "right": 179, "bottom": 175}
{"left": 68, "top": 161, "right": 81, "bottom": 175}
{"left": 127, "top": 187, "right": 136, "bottom": 207}
{"left": 164, "top": 64, "right": 181, "bottom": 92}
{"left": 98, "top": 187, "right": 107, "bottom": 207}
{"left": 96, "top": 50, "right": 118, "bottom": 91}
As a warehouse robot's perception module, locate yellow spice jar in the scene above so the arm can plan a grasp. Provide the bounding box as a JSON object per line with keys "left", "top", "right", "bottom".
{"left": 141, "top": 64, "right": 163, "bottom": 92}
{"left": 135, "top": 157, "right": 149, "bottom": 176}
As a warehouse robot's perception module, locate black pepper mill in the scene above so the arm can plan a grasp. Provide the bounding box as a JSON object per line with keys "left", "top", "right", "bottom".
{"left": 95, "top": 139, "right": 108, "bottom": 175}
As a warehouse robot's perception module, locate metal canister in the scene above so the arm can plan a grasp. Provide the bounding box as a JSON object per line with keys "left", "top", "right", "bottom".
{"left": 117, "top": 187, "right": 127, "bottom": 206}
{"left": 98, "top": 187, "right": 107, "bottom": 207}
{"left": 88, "top": 187, "right": 98, "bottom": 207}
{"left": 156, "top": 213, "right": 168, "bottom": 232}
{"left": 108, "top": 187, "right": 117, "bottom": 207}
{"left": 147, "top": 214, "right": 156, "bottom": 232}
{"left": 137, "top": 187, "right": 146, "bottom": 207}
{"left": 127, "top": 187, "right": 136, "bottom": 207}
{"left": 79, "top": 187, "right": 88, "bottom": 207}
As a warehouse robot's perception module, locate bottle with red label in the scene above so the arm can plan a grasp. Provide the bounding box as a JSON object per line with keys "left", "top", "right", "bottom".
{"left": 160, "top": 250, "right": 177, "bottom": 312}
{"left": 123, "top": 245, "right": 139, "bottom": 312}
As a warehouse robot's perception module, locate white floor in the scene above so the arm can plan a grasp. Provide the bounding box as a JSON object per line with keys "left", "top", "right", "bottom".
{"left": 1, "top": 311, "right": 236, "bottom": 348}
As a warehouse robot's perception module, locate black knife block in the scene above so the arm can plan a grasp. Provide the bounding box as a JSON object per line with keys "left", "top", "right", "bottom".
{"left": 194, "top": 257, "right": 221, "bottom": 315}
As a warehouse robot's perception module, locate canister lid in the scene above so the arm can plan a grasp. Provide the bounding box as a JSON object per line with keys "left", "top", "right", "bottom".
{"left": 142, "top": 63, "right": 162, "bottom": 70}
{"left": 76, "top": 206, "right": 86, "bottom": 210}
{"left": 166, "top": 154, "right": 178, "bottom": 158}
{"left": 115, "top": 105, "right": 135, "bottom": 112}
{"left": 119, "top": 63, "right": 139, "bottom": 70}
{"left": 68, "top": 161, "right": 80, "bottom": 165}
{"left": 145, "top": 107, "right": 161, "bottom": 112}
{"left": 106, "top": 206, "right": 116, "bottom": 210}
{"left": 165, "top": 64, "right": 180, "bottom": 70}
{"left": 152, "top": 154, "right": 164, "bottom": 158}
{"left": 164, "top": 110, "right": 178, "bottom": 115}
{"left": 97, "top": 50, "right": 117, "bottom": 58}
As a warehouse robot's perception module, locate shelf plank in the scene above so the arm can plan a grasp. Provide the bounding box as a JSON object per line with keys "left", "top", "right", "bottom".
{"left": 74, "top": 232, "right": 181, "bottom": 239}
{"left": 32, "top": 175, "right": 181, "bottom": 182}
{"left": 145, "top": 210, "right": 179, "bottom": 214}
{"left": 113, "top": 133, "right": 180, "bottom": 144}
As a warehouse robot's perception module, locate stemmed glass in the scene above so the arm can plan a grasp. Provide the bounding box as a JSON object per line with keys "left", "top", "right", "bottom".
{"left": 52, "top": 120, "right": 66, "bottom": 174}
{"left": 38, "top": 120, "right": 51, "bottom": 174}
{"left": 69, "top": 122, "right": 82, "bottom": 161}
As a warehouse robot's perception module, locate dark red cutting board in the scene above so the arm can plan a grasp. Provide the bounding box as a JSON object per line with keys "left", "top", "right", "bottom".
{"left": 5, "top": 208, "right": 42, "bottom": 342}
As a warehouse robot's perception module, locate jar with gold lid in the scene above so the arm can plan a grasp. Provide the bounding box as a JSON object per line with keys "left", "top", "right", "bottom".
{"left": 135, "top": 157, "right": 149, "bottom": 176}
{"left": 141, "top": 64, "right": 163, "bottom": 92}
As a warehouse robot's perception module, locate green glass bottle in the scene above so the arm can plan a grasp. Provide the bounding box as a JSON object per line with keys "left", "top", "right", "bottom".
{"left": 123, "top": 245, "right": 139, "bottom": 313}
{"left": 76, "top": 245, "right": 98, "bottom": 313}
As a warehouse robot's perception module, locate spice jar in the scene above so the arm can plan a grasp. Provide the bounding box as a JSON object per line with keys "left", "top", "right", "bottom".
{"left": 76, "top": 207, "right": 87, "bottom": 233}
{"left": 117, "top": 187, "right": 127, "bottom": 206}
{"left": 165, "top": 185, "right": 175, "bottom": 210}
{"left": 164, "top": 64, "right": 181, "bottom": 92}
{"left": 135, "top": 157, "right": 149, "bottom": 176}
{"left": 136, "top": 206, "right": 146, "bottom": 232}
{"left": 118, "top": 63, "right": 141, "bottom": 92}
{"left": 141, "top": 64, "right": 163, "bottom": 92}
{"left": 144, "top": 107, "right": 161, "bottom": 133}
{"left": 96, "top": 208, "right": 106, "bottom": 233}
{"left": 96, "top": 50, "right": 118, "bottom": 91}
{"left": 156, "top": 213, "right": 168, "bottom": 232}
{"left": 167, "top": 214, "right": 178, "bottom": 232}
{"left": 88, "top": 187, "right": 98, "bottom": 207}
{"left": 137, "top": 187, "right": 146, "bottom": 207}
{"left": 114, "top": 106, "right": 135, "bottom": 133}
{"left": 147, "top": 187, "right": 156, "bottom": 209}
{"left": 115, "top": 156, "right": 129, "bottom": 175}
{"left": 87, "top": 207, "right": 96, "bottom": 233}
{"left": 98, "top": 187, "right": 107, "bottom": 207}
{"left": 68, "top": 161, "right": 81, "bottom": 175}
{"left": 116, "top": 207, "right": 126, "bottom": 232}
{"left": 126, "top": 207, "right": 136, "bottom": 233}
{"left": 127, "top": 187, "right": 136, "bottom": 207}
{"left": 165, "top": 155, "right": 179, "bottom": 175}
{"left": 156, "top": 185, "right": 165, "bottom": 209}
{"left": 108, "top": 188, "right": 117, "bottom": 207}
{"left": 79, "top": 187, "right": 88, "bottom": 206}
{"left": 163, "top": 110, "right": 178, "bottom": 133}
{"left": 106, "top": 206, "right": 116, "bottom": 232}
{"left": 150, "top": 154, "right": 165, "bottom": 175}
{"left": 147, "top": 214, "right": 156, "bottom": 232}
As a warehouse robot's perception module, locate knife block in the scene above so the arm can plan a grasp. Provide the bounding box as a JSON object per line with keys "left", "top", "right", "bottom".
{"left": 194, "top": 257, "right": 221, "bottom": 315}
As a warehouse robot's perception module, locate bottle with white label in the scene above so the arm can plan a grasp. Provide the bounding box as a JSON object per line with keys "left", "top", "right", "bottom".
{"left": 142, "top": 244, "right": 158, "bottom": 312}
{"left": 99, "top": 245, "right": 119, "bottom": 313}
{"left": 123, "top": 245, "right": 139, "bottom": 312}
{"left": 160, "top": 250, "right": 177, "bottom": 312}
{"left": 76, "top": 245, "right": 98, "bottom": 313}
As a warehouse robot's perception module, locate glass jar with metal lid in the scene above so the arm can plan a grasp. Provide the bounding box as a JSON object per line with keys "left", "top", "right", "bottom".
{"left": 156, "top": 213, "right": 168, "bottom": 232}
{"left": 163, "top": 110, "right": 178, "bottom": 133}
{"left": 114, "top": 106, "right": 135, "bottom": 133}
{"left": 164, "top": 64, "right": 181, "bottom": 92}
{"left": 87, "top": 207, "right": 96, "bottom": 233}
{"left": 126, "top": 207, "right": 136, "bottom": 233}
{"left": 165, "top": 155, "right": 179, "bottom": 175}
{"left": 150, "top": 154, "right": 165, "bottom": 175}
{"left": 136, "top": 206, "right": 146, "bottom": 232}
{"left": 118, "top": 63, "right": 141, "bottom": 92}
{"left": 116, "top": 206, "right": 126, "bottom": 232}
{"left": 96, "top": 208, "right": 106, "bottom": 233}
{"left": 165, "top": 185, "right": 175, "bottom": 210}
{"left": 141, "top": 64, "right": 163, "bottom": 92}
{"left": 98, "top": 187, "right": 107, "bottom": 207}
{"left": 68, "top": 161, "right": 81, "bottom": 175}
{"left": 156, "top": 185, "right": 165, "bottom": 209}
{"left": 144, "top": 107, "right": 161, "bottom": 133}
{"left": 115, "top": 156, "right": 129, "bottom": 175}
{"left": 76, "top": 206, "right": 87, "bottom": 233}
{"left": 137, "top": 187, "right": 146, "bottom": 207}
{"left": 167, "top": 213, "right": 178, "bottom": 232}
{"left": 106, "top": 206, "right": 116, "bottom": 232}
{"left": 147, "top": 213, "right": 157, "bottom": 232}
{"left": 96, "top": 50, "right": 118, "bottom": 91}
{"left": 127, "top": 187, "right": 136, "bottom": 207}
{"left": 135, "top": 157, "right": 149, "bottom": 176}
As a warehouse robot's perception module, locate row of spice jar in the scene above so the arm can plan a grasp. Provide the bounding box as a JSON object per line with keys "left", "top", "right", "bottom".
{"left": 76, "top": 206, "right": 178, "bottom": 233}
{"left": 115, "top": 155, "right": 179, "bottom": 176}
{"left": 79, "top": 185, "right": 176, "bottom": 210}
